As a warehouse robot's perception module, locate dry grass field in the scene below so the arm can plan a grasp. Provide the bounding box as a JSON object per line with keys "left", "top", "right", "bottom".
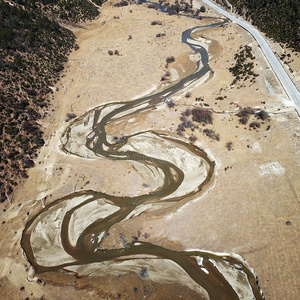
{"left": 0, "top": 0, "right": 299, "bottom": 299}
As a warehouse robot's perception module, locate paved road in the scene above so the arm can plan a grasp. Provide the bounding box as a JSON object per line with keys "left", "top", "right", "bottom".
{"left": 202, "top": 0, "right": 300, "bottom": 113}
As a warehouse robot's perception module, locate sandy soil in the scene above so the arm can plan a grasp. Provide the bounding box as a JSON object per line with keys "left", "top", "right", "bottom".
{"left": 0, "top": 0, "right": 299, "bottom": 299}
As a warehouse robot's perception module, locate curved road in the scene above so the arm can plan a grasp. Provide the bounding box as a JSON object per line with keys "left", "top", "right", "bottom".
{"left": 202, "top": 0, "right": 300, "bottom": 113}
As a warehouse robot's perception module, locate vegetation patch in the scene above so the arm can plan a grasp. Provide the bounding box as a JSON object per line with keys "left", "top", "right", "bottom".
{"left": 176, "top": 107, "right": 220, "bottom": 143}
{"left": 225, "top": 141, "right": 233, "bottom": 151}
{"left": 229, "top": 45, "right": 258, "bottom": 86}
{"left": 11, "top": 0, "right": 100, "bottom": 23}
{"left": 160, "top": 0, "right": 206, "bottom": 17}
{"left": 203, "top": 129, "right": 220, "bottom": 141}
{"left": 0, "top": 0, "right": 103, "bottom": 203}
{"left": 235, "top": 107, "right": 270, "bottom": 129}
{"left": 221, "top": 0, "right": 300, "bottom": 51}
{"left": 176, "top": 109, "right": 196, "bottom": 136}
{"left": 236, "top": 107, "right": 256, "bottom": 125}
{"left": 191, "top": 107, "right": 213, "bottom": 125}
{"left": 151, "top": 20, "right": 162, "bottom": 26}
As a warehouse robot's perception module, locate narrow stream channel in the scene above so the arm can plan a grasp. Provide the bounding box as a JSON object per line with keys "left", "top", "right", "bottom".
{"left": 21, "top": 3, "right": 264, "bottom": 299}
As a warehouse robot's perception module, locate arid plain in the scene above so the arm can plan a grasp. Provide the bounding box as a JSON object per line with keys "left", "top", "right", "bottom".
{"left": 0, "top": 0, "right": 299, "bottom": 299}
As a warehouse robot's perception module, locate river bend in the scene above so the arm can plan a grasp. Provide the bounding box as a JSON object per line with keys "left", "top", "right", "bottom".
{"left": 21, "top": 4, "right": 263, "bottom": 299}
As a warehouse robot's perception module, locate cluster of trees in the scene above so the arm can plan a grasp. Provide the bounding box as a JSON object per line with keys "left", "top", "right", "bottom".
{"left": 191, "top": 107, "right": 213, "bottom": 124}
{"left": 113, "top": 0, "right": 129, "bottom": 7}
{"left": 10, "top": 0, "right": 100, "bottom": 23}
{"left": 159, "top": 0, "right": 206, "bottom": 17}
{"left": 203, "top": 128, "right": 220, "bottom": 141}
{"left": 220, "top": 0, "right": 300, "bottom": 51}
{"left": 92, "top": 0, "right": 107, "bottom": 6}
{"left": 177, "top": 109, "right": 196, "bottom": 136}
{"left": 176, "top": 107, "right": 220, "bottom": 142}
{"left": 113, "top": 0, "right": 207, "bottom": 18}
{"left": 0, "top": 0, "right": 104, "bottom": 203}
{"left": 229, "top": 45, "right": 259, "bottom": 85}
{"left": 113, "top": 0, "right": 145, "bottom": 7}
{"left": 236, "top": 107, "right": 269, "bottom": 126}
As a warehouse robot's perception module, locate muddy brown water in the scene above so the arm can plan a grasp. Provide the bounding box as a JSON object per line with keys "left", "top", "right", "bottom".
{"left": 21, "top": 5, "right": 264, "bottom": 300}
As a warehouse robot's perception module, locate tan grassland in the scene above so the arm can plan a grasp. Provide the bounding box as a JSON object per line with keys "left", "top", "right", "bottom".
{"left": 0, "top": 0, "right": 299, "bottom": 299}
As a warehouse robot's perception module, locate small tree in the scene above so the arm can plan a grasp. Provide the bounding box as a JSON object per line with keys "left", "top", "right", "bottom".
{"left": 189, "top": 134, "right": 197, "bottom": 143}
{"left": 226, "top": 142, "right": 233, "bottom": 151}
{"left": 151, "top": 20, "right": 162, "bottom": 25}
{"left": 166, "top": 56, "right": 175, "bottom": 64}
{"left": 200, "top": 6, "right": 206, "bottom": 13}
{"left": 165, "top": 98, "right": 175, "bottom": 108}
{"left": 66, "top": 112, "right": 77, "bottom": 121}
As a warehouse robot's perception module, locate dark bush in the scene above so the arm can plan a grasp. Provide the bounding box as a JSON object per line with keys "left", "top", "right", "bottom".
{"left": 166, "top": 98, "right": 175, "bottom": 108}
{"left": 92, "top": 0, "right": 107, "bottom": 6}
{"left": 239, "top": 115, "right": 249, "bottom": 125}
{"left": 114, "top": 1, "right": 129, "bottom": 7}
{"left": 23, "top": 159, "right": 35, "bottom": 168}
{"left": 256, "top": 110, "right": 269, "bottom": 120}
{"left": 148, "top": 4, "right": 157, "bottom": 9}
{"left": 151, "top": 20, "right": 162, "bottom": 25}
{"left": 180, "top": 117, "right": 194, "bottom": 128}
{"left": 166, "top": 56, "right": 175, "bottom": 64}
{"left": 236, "top": 107, "right": 255, "bottom": 124}
{"left": 203, "top": 129, "right": 220, "bottom": 141}
{"left": 156, "top": 33, "right": 166, "bottom": 38}
{"left": 66, "top": 113, "right": 77, "bottom": 121}
{"left": 249, "top": 122, "right": 260, "bottom": 129}
{"left": 192, "top": 108, "right": 213, "bottom": 124}
{"left": 226, "top": 142, "right": 233, "bottom": 151}
{"left": 189, "top": 134, "right": 197, "bottom": 143}
{"left": 113, "top": 134, "right": 126, "bottom": 144}
{"left": 161, "top": 71, "right": 170, "bottom": 81}
{"left": 182, "top": 108, "right": 191, "bottom": 117}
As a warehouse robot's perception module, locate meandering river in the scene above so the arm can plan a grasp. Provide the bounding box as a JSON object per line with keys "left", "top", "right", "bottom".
{"left": 21, "top": 3, "right": 264, "bottom": 299}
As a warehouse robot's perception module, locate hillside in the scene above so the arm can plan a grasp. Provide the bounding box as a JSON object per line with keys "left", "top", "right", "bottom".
{"left": 217, "top": 0, "right": 300, "bottom": 51}
{"left": 0, "top": 0, "right": 103, "bottom": 203}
